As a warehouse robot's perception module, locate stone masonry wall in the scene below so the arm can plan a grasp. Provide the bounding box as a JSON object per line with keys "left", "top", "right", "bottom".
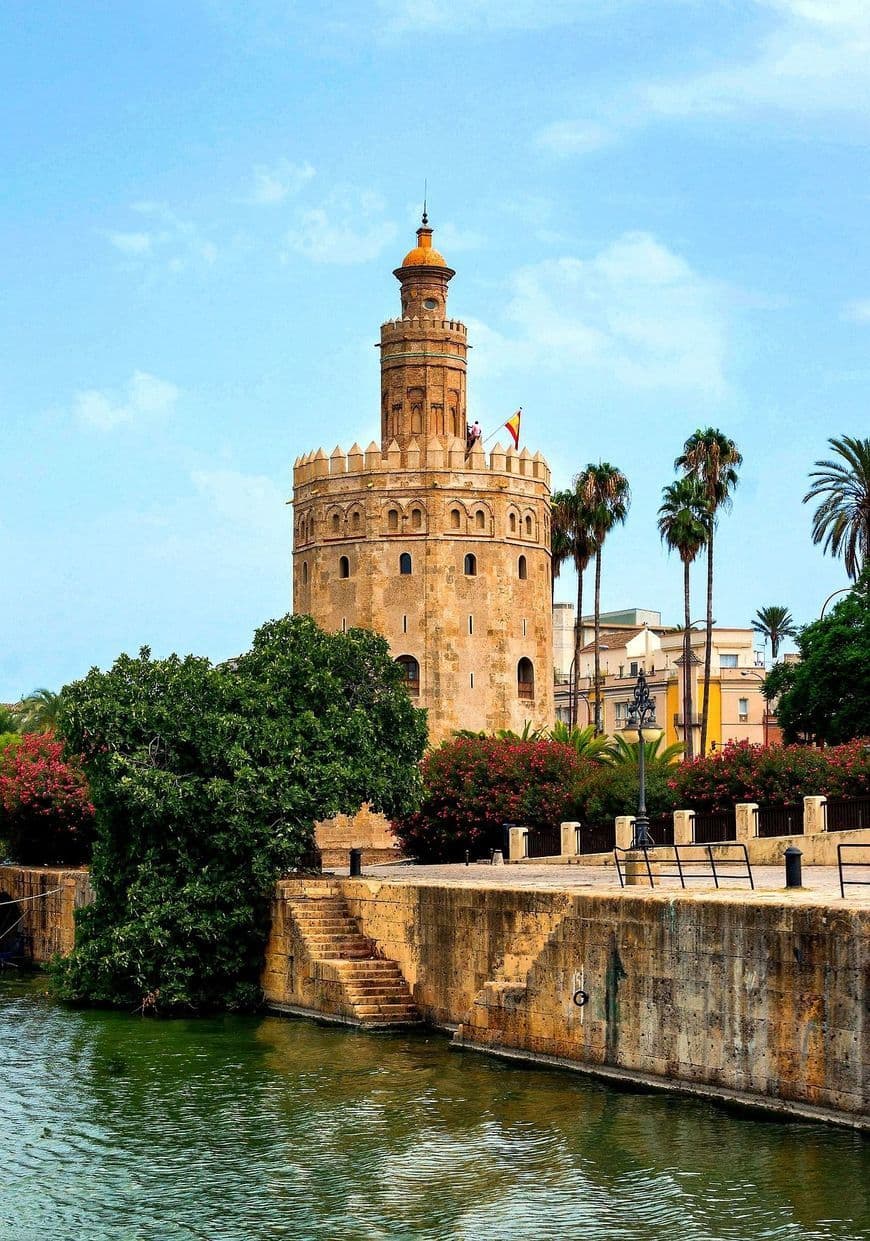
{"left": 263, "top": 878, "right": 869, "bottom": 1124}
{"left": 0, "top": 865, "right": 93, "bottom": 961}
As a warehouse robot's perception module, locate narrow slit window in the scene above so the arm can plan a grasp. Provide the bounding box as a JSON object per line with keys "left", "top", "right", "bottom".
{"left": 468, "top": 615, "right": 473, "bottom": 635}
{"left": 518, "top": 555, "right": 527, "bottom": 580}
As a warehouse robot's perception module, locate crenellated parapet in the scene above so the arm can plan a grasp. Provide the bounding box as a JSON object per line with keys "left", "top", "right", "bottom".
{"left": 293, "top": 438, "right": 550, "bottom": 487}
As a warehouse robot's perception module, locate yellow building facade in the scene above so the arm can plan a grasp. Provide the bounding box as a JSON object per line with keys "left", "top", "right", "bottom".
{"left": 292, "top": 219, "right": 554, "bottom": 742}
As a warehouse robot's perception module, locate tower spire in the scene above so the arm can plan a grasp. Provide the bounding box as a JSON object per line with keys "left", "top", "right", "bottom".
{"left": 422, "top": 180, "right": 428, "bottom": 226}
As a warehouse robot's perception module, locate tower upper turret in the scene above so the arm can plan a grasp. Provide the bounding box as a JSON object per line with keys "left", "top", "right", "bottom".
{"left": 380, "top": 217, "right": 467, "bottom": 451}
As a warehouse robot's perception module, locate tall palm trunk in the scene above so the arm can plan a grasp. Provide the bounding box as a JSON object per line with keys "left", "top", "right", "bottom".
{"left": 593, "top": 548, "right": 602, "bottom": 734}
{"left": 700, "top": 528, "right": 714, "bottom": 757}
{"left": 682, "top": 557, "right": 694, "bottom": 761}
{"left": 571, "top": 565, "right": 584, "bottom": 727}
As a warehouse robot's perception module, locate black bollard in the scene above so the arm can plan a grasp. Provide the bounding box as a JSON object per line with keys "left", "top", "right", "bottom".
{"left": 465, "top": 849, "right": 470, "bottom": 867}
{"left": 784, "top": 845, "right": 802, "bottom": 888}
{"left": 349, "top": 847, "right": 362, "bottom": 878}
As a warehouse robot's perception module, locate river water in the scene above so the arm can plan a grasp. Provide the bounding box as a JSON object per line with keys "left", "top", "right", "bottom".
{"left": 0, "top": 975, "right": 866, "bottom": 1241}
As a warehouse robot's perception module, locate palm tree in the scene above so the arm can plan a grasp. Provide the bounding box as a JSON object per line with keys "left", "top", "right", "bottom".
{"left": 549, "top": 722, "right": 616, "bottom": 764}
{"left": 552, "top": 487, "right": 597, "bottom": 726}
{"left": 609, "top": 733, "right": 685, "bottom": 767}
{"left": 14, "top": 687, "right": 64, "bottom": 733}
{"left": 549, "top": 491, "right": 573, "bottom": 607}
{"left": 752, "top": 605, "right": 797, "bottom": 661}
{"left": 658, "top": 477, "right": 708, "bottom": 760}
{"left": 803, "top": 435, "right": 870, "bottom": 582}
{"left": 578, "top": 463, "right": 631, "bottom": 735}
{"left": 676, "top": 428, "right": 742, "bottom": 757}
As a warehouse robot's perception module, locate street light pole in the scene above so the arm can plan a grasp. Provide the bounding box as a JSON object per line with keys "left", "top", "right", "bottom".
{"left": 624, "top": 668, "right": 661, "bottom": 849}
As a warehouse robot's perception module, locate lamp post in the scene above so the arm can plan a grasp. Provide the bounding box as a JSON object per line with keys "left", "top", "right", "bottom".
{"left": 623, "top": 668, "right": 662, "bottom": 849}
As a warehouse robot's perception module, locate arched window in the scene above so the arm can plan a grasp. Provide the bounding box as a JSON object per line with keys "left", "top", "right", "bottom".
{"left": 464, "top": 553, "right": 477, "bottom": 576}
{"left": 450, "top": 508, "right": 461, "bottom": 530}
{"left": 509, "top": 513, "right": 517, "bottom": 534}
{"left": 525, "top": 515, "right": 533, "bottom": 537}
{"left": 399, "top": 552, "right": 412, "bottom": 575}
{"left": 395, "top": 655, "right": 420, "bottom": 696}
{"left": 351, "top": 510, "right": 361, "bottom": 531}
{"left": 331, "top": 513, "right": 341, "bottom": 534}
{"left": 302, "top": 561, "right": 308, "bottom": 585}
{"left": 518, "top": 555, "right": 527, "bottom": 580}
{"left": 475, "top": 509, "right": 485, "bottom": 531}
{"left": 388, "top": 508, "right": 399, "bottom": 532}
{"left": 339, "top": 556, "right": 350, "bottom": 579}
{"left": 411, "top": 507, "right": 423, "bottom": 530}
{"left": 517, "top": 658, "right": 535, "bottom": 700}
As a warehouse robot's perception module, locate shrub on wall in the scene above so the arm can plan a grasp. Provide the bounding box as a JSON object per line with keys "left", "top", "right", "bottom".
{"left": 0, "top": 732, "right": 94, "bottom": 865}
{"left": 393, "top": 738, "right": 580, "bottom": 862}
{"left": 668, "top": 739, "right": 870, "bottom": 810}
{"left": 53, "top": 615, "right": 427, "bottom": 1014}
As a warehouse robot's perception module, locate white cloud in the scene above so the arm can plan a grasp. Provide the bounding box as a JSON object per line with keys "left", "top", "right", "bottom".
{"left": 249, "top": 158, "right": 315, "bottom": 205}
{"left": 638, "top": 1, "right": 870, "bottom": 120}
{"left": 843, "top": 299, "right": 870, "bottom": 323}
{"left": 536, "top": 119, "right": 615, "bottom": 156}
{"left": 108, "top": 231, "right": 153, "bottom": 255}
{"left": 282, "top": 188, "right": 397, "bottom": 265}
{"left": 470, "top": 232, "right": 728, "bottom": 395}
{"left": 107, "top": 202, "right": 218, "bottom": 271}
{"left": 75, "top": 371, "right": 179, "bottom": 431}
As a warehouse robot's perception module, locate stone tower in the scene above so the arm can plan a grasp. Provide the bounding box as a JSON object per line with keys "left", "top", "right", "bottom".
{"left": 291, "top": 217, "right": 554, "bottom": 743}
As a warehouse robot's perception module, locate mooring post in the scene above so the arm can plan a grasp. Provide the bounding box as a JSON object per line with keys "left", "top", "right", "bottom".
{"left": 784, "top": 845, "right": 802, "bottom": 888}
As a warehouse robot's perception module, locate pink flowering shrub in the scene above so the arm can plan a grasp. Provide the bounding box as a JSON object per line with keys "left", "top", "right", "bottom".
{"left": 668, "top": 739, "right": 870, "bottom": 811}
{"left": 0, "top": 732, "right": 94, "bottom": 865}
{"left": 393, "top": 738, "right": 580, "bottom": 862}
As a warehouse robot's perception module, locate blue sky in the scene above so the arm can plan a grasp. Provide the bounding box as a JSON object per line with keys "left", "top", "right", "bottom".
{"left": 2, "top": 0, "right": 868, "bottom": 699}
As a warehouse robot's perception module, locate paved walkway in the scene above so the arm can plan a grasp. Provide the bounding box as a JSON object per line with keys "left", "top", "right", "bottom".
{"left": 325, "top": 859, "right": 869, "bottom": 905}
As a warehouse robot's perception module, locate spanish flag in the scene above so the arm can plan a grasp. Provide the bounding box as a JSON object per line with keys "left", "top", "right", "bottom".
{"left": 504, "top": 408, "right": 522, "bottom": 448}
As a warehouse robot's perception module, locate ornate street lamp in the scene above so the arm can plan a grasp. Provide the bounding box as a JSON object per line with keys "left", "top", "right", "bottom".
{"left": 622, "top": 668, "right": 662, "bottom": 849}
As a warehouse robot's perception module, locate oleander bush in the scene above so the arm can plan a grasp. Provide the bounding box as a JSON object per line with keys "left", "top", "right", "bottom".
{"left": 668, "top": 738, "right": 870, "bottom": 810}
{"left": 393, "top": 737, "right": 581, "bottom": 862}
{"left": 0, "top": 731, "right": 94, "bottom": 865}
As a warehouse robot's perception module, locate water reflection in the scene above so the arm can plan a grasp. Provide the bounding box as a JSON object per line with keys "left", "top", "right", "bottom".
{"left": 0, "top": 976, "right": 866, "bottom": 1240}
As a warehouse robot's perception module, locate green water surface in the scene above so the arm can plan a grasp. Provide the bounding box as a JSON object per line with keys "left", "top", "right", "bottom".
{"left": 0, "top": 974, "right": 866, "bottom": 1241}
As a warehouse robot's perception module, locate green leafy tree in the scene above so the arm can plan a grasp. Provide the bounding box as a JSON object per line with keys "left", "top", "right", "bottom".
{"left": 765, "top": 583, "right": 870, "bottom": 744}
{"left": 803, "top": 435, "right": 870, "bottom": 581}
{"left": 578, "top": 463, "right": 631, "bottom": 734}
{"left": 658, "top": 477, "right": 708, "bottom": 759}
{"left": 54, "top": 615, "right": 427, "bottom": 1014}
{"left": 0, "top": 706, "right": 19, "bottom": 734}
{"left": 752, "top": 605, "right": 797, "bottom": 661}
{"left": 676, "top": 428, "right": 742, "bottom": 757}
{"left": 14, "top": 688, "right": 64, "bottom": 733}
{"left": 551, "top": 487, "right": 598, "bottom": 726}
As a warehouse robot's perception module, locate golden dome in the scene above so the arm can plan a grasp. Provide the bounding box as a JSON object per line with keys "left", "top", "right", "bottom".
{"left": 400, "top": 224, "right": 446, "bottom": 269}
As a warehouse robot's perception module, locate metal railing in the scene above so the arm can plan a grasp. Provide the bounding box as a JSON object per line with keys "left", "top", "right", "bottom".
{"left": 525, "top": 825, "right": 561, "bottom": 858}
{"left": 691, "top": 809, "right": 737, "bottom": 844}
{"left": 577, "top": 822, "right": 616, "bottom": 854}
{"left": 837, "top": 844, "right": 870, "bottom": 898}
{"left": 614, "top": 843, "right": 753, "bottom": 890}
{"left": 826, "top": 796, "right": 870, "bottom": 833}
{"left": 755, "top": 804, "right": 803, "bottom": 838}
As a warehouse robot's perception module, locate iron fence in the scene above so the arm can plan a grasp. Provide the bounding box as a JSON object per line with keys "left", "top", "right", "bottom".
{"left": 691, "top": 809, "right": 737, "bottom": 844}
{"left": 525, "top": 825, "right": 562, "bottom": 858}
{"left": 837, "top": 843, "right": 870, "bottom": 898}
{"left": 614, "top": 843, "right": 753, "bottom": 890}
{"left": 826, "top": 796, "right": 870, "bottom": 833}
{"left": 648, "top": 813, "right": 675, "bottom": 846}
{"left": 577, "top": 821, "right": 616, "bottom": 854}
{"left": 755, "top": 804, "right": 803, "bottom": 838}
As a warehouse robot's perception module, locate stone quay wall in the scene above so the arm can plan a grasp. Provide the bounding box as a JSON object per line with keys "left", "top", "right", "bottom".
{"left": 264, "top": 878, "right": 868, "bottom": 1126}
{"left": 0, "top": 865, "right": 93, "bottom": 961}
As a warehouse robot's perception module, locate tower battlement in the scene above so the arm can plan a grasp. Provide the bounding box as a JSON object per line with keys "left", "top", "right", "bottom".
{"left": 379, "top": 316, "right": 467, "bottom": 338}
{"left": 293, "top": 438, "right": 550, "bottom": 489}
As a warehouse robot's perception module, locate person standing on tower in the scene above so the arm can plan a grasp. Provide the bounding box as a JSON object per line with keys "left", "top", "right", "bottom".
{"left": 466, "top": 420, "right": 482, "bottom": 451}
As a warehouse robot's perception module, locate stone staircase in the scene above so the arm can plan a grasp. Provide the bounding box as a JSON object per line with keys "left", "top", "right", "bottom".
{"left": 288, "top": 888, "right": 420, "bottom": 1028}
